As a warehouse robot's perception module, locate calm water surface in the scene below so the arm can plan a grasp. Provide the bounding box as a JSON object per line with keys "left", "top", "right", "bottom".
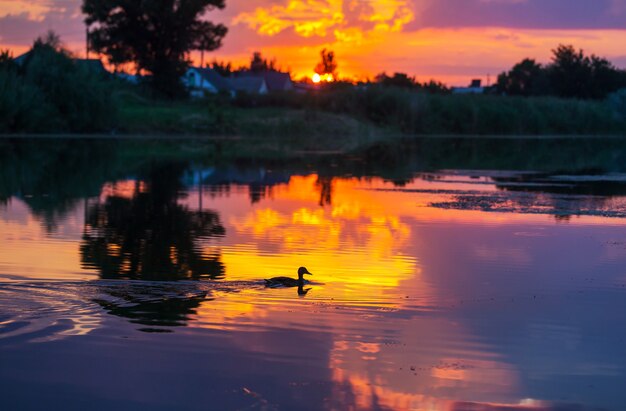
{"left": 1, "top": 138, "right": 626, "bottom": 410}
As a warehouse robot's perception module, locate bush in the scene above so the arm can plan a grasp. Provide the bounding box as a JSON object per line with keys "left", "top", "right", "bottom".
{"left": 0, "top": 69, "right": 56, "bottom": 132}
{"left": 0, "top": 44, "right": 117, "bottom": 133}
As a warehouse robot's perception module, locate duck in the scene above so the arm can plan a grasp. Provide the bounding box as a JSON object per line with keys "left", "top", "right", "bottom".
{"left": 264, "top": 267, "right": 312, "bottom": 288}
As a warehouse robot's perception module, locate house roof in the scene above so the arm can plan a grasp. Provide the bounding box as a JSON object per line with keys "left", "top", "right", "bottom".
{"left": 13, "top": 52, "right": 107, "bottom": 75}
{"left": 236, "top": 70, "right": 293, "bottom": 92}
{"left": 191, "top": 67, "right": 233, "bottom": 92}
{"left": 74, "top": 59, "right": 107, "bottom": 74}
{"left": 230, "top": 76, "right": 267, "bottom": 93}
{"left": 13, "top": 50, "right": 32, "bottom": 66}
{"left": 263, "top": 71, "right": 293, "bottom": 91}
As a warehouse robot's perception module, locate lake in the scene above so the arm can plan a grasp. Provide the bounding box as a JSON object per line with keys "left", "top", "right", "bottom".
{"left": 1, "top": 137, "right": 626, "bottom": 411}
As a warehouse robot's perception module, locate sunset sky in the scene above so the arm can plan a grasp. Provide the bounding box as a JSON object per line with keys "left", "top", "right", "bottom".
{"left": 1, "top": 0, "right": 625, "bottom": 85}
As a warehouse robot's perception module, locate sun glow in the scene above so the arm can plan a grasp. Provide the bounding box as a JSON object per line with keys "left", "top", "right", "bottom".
{"left": 312, "top": 73, "right": 335, "bottom": 83}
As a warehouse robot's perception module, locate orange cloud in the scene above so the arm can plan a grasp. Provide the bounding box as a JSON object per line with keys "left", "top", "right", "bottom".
{"left": 233, "top": 0, "right": 415, "bottom": 42}
{"left": 216, "top": 26, "right": 626, "bottom": 84}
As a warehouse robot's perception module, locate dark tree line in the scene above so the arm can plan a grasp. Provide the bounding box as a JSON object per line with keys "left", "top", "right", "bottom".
{"left": 497, "top": 45, "right": 626, "bottom": 99}
{"left": 374, "top": 72, "right": 450, "bottom": 94}
{"left": 209, "top": 51, "right": 288, "bottom": 77}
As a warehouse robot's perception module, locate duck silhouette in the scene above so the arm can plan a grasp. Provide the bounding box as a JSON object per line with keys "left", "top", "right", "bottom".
{"left": 265, "top": 267, "right": 312, "bottom": 288}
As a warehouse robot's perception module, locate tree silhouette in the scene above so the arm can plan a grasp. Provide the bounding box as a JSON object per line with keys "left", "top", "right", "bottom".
{"left": 314, "top": 49, "right": 337, "bottom": 79}
{"left": 33, "top": 30, "right": 63, "bottom": 52}
{"left": 496, "top": 58, "right": 549, "bottom": 96}
{"left": 315, "top": 176, "right": 333, "bottom": 206}
{"left": 549, "top": 44, "right": 626, "bottom": 99}
{"left": 249, "top": 51, "right": 277, "bottom": 73}
{"left": 210, "top": 59, "right": 233, "bottom": 75}
{"left": 375, "top": 72, "right": 417, "bottom": 88}
{"left": 497, "top": 45, "right": 626, "bottom": 99}
{"left": 548, "top": 45, "right": 593, "bottom": 99}
{"left": 82, "top": 0, "right": 227, "bottom": 97}
{"left": 196, "top": 31, "right": 224, "bottom": 68}
{"left": 81, "top": 164, "right": 226, "bottom": 280}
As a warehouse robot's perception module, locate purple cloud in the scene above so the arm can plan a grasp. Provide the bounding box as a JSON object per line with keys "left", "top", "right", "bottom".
{"left": 411, "top": 0, "right": 626, "bottom": 30}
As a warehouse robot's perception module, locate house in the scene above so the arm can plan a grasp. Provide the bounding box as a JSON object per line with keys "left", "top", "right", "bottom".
{"left": 184, "top": 67, "right": 234, "bottom": 98}
{"left": 234, "top": 70, "right": 293, "bottom": 93}
{"left": 230, "top": 76, "right": 268, "bottom": 95}
{"left": 14, "top": 51, "right": 108, "bottom": 76}
{"left": 183, "top": 67, "right": 290, "bottom": 97}
{"left": 262, "top": 71, "right": 293, "bottom": 92}
{"left": 452, "top": 79, "right": 485, "bottom": 94}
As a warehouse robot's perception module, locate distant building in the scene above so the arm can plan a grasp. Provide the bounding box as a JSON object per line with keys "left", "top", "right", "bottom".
{"left": 184, "top": 67, "right": 235, "bottom": 98}
{"left": 260, "top": 71, "right": 294, "bottom": 92}
{"left": 230, "top": 76, "right": 268, "bottom": 95}
{"left": 183, "top": 67, "right": 294, "bottom": 98}
{"left": 452, "top": 79, "right": 485, "bottom": 95}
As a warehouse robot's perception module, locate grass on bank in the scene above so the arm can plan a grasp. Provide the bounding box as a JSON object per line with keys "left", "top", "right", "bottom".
{"left": 115, "top": 87, "right": 626, "bottom": 140}
{"left": 116, "top": 92, "right": 396, "bottom": 153}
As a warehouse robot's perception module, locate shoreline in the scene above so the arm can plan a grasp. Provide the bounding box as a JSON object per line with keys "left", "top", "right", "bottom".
{"left": 2, "top": 133, "right": 626, "bottom": 140}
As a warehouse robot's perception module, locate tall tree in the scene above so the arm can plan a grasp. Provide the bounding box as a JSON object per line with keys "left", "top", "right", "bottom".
{"left": 82, "top": 0, "right": 227, "bottom": 97}
{"left": 548, "top": 45, "right": 593, "bottom": 99}
{"left": 196, "top": 31, "right": 222, "bottom": 68}
{"left": 314, "top": 49, "right": 337, "bottom": 79}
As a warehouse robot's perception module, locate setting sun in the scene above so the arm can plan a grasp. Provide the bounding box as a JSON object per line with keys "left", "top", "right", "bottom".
{"left": 312, "top": 73, "right": 335, "bottom": 83}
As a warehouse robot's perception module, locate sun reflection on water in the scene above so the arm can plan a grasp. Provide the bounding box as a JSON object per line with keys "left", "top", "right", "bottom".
{"left": 218, "top": 175, "right": 419, "bottom": 301}
{"left": 3, "top": 163, "right": 626, "bottom": 410}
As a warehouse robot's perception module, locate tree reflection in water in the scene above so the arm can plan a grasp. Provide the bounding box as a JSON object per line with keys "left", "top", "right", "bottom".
{"left": 81, "top": 164, "right": 226, "bottom": 281}
{"left": 92, "top": 282, "right": 211, "bottom": 331}
{"left": 80, "top": 164, "right": 227, "bottom": 331}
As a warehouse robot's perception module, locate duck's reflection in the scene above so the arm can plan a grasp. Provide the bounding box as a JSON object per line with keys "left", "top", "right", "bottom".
{"left": 298, "top": 285, "right": 312, "bottom": 296}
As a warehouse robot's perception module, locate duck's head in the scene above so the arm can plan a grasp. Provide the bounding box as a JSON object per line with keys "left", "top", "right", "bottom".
{"left": 298, "top": 267, "right": 313, "bottom": 277}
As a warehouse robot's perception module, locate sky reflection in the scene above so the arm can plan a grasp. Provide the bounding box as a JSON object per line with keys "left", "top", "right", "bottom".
{"left": 2, "top": 159, "right": 626, "bottom": 410}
